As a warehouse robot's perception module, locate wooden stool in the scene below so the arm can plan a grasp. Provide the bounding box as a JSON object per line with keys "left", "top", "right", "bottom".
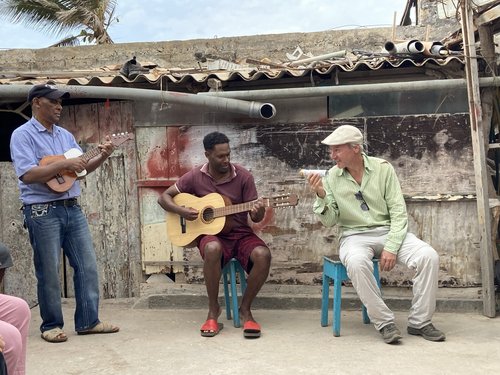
{"left": 222, "top": 258, "right": 247, "bottom": 328}
{"left": 321, "top": 256, "right": 381, "bottom": 336}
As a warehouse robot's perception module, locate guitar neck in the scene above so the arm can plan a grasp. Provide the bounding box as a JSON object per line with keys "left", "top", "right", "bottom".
{"left": 80, "top": 146, "right": 102, "bottom": 162}
{"left": 213, "top": 200, "right": 263, "bottom": 218}
{"left": 77, "top": 133, "right": 132, "bottom": 162}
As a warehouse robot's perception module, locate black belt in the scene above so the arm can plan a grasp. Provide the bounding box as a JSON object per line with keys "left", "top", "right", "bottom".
{"left": 24, "top": 198, "right": 78, "bottom": 208}
{"left": 50, "top": 198, "right": 78, "bottom": 207}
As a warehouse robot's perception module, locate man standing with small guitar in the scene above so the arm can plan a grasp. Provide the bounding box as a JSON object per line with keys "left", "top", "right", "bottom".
{"left": 158, "top": 131, "right": 271, "bottom": 338}
{"left": 10, "top": 83, "right": 119, "bottom": 343}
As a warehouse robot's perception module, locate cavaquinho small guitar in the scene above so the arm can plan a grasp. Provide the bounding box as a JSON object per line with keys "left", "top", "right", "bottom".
{"left": 40, "top": 132, "right": 134, "bottom": 193}
{"left": 166, "top": 192, "right": 299, "bottom": 247}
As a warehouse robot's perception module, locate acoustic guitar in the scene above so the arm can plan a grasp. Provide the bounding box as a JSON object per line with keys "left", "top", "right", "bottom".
{"left": 40, "top": 132, "right": 134, "bottom": 193}
{"left": 166, "top": 192, "right": 299, "bottom": 246}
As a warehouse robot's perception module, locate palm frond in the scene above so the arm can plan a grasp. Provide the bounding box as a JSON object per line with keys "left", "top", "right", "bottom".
{"left": 0, "top": 0, "right": 117, "bottom": 45}
{"left": 1, "top": 0, "right": 61, "bottom": 26}
{"left": 49, "top": 34, "right": 81, "bottom": 47}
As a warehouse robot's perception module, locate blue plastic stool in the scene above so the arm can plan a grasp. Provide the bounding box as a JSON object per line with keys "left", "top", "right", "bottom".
{"left": 222, "top": 258, "right": 247, "bottom": 328}
{"left": 321, "top": 256, "right": 381, "bottom": 337}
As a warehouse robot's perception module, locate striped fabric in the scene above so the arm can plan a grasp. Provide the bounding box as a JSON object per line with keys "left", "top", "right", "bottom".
{"left": 313, "top": 153, "right": 408, "bottom": 254}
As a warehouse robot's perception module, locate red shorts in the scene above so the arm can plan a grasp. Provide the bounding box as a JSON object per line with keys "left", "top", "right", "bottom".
{"left": 198, "top": 229, "right": 267, "bottom": 272}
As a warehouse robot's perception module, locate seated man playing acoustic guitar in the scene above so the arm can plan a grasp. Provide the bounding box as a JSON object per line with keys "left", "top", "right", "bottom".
{"left": 158, "top": 131, "right": 271, "bottom": 338}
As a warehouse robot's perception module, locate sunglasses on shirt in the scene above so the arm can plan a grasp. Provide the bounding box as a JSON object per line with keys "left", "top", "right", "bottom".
{"left": 354, "top": 191, "right": 370, "bottom": 211}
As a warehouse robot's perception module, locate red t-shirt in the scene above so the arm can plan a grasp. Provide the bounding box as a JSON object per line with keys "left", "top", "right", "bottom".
{"left": 175, "top": 163, "right": 258, "bottom": 231}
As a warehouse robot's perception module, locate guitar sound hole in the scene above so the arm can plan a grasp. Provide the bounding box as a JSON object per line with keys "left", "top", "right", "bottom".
{"left": 202, "top": 208, "right": 214, "bottom": 223}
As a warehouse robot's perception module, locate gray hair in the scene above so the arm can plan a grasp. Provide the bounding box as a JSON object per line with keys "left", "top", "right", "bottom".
{"left": 349, "top": 142, "right": 364, "bottom": 152}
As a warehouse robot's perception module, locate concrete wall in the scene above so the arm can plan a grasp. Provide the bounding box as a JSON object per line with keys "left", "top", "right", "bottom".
{"left": 0, "top": 26, "right": 456, "bottom": 73}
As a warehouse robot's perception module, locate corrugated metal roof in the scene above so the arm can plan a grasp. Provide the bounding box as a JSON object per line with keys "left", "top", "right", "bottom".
{"left": 0, "top": 54, "right": 465, "bottom": 89}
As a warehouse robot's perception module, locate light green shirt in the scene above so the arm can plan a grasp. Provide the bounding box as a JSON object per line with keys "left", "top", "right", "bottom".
{"left": 313, "top": 153, "right": 408, "bottom": 254}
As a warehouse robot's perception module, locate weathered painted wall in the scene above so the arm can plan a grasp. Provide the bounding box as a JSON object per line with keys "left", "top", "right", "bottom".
{"left": 0, "top": 97, "right": 481, "bottom": 301}
{"left": 133, "top": 86, "right": 480, "bottom": 287}
{"left": 0, "top": 101, "right": 141, "bottom": 305}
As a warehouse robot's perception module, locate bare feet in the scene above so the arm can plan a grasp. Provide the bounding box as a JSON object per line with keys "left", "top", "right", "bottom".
{"left": 206, "top": 304, "right": 222, "bottom": 321}
{"left": 239, "top": 307, "right": 256, "bottom": 324}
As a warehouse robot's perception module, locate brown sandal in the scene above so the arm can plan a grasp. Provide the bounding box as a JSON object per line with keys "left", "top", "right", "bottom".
{"left": 77, "top": 321, "right": 120, "bottom": 335}
{"left": 41, "top": 328, "right": 68, "bottom": 343}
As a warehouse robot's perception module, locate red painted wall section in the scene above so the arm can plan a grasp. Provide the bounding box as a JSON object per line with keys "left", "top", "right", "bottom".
{"left": 145, "top": 137, "right": 170, "bottom": 179}
{"left": 166, "top": 126, "right": 180, "bottom": 178}
{"left": 145, "top": 126, "right": 191, "bottom": 180}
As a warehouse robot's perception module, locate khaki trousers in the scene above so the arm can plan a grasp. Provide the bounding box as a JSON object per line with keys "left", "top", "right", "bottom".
{"left": 339, "top": 227, "right": 439, "bottom": 331}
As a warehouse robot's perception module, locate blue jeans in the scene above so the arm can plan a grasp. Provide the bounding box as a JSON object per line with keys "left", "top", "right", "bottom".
{"left": 23, "top": 203, "right": 100, "bottom": 332}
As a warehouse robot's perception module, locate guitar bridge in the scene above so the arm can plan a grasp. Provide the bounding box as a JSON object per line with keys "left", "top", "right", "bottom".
{"left": 180, "top": 216, "right": 186, "bottom": 234}
{"left": 55, "top": 174, "right": 65, "bottom": 184}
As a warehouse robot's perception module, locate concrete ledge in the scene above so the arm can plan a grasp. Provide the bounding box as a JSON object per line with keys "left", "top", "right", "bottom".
{"left": 134, "top": 283, "right": 487, "bottom": 313}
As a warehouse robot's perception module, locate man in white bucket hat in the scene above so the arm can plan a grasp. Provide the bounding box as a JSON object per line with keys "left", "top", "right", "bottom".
{"left": 307, "top": 125, "right": 445, "bottom": 344}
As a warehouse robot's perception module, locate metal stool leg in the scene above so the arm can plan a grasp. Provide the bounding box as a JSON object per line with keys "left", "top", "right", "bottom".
{"left": 321, "top": 256, "right": 381, "bottom": 336}
{"left": 362, "top": 304, "right": 370, "bottom": 324}
{"left": 236, "top": 261, "right": 247, "bottom": 294}
{"left": 332, "top": 271, "right": 342, "bottom": 337}
{"left": 321, "top": 271, "right": 330, "bottom": 327}
{"left": 222, "top": 269, "right": 232, "bottom": 320}
{"left": 229, "top": 260, "right": 241, "bottom": 328}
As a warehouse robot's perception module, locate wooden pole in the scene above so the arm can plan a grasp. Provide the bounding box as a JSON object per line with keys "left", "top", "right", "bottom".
{"left": 392, "top": 11, "right": 397, "bottom": 41}
{"left": 460, "top": 0, "right": 496, "bottom": 317}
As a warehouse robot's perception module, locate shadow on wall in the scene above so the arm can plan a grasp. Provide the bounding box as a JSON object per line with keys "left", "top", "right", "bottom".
{"left": 0, "top": 111, "right": 28, "bottom": 162}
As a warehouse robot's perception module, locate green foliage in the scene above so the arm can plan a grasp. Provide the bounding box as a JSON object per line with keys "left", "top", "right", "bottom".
{"left": 0, "top": 0, "right": 118, "bottom": 46}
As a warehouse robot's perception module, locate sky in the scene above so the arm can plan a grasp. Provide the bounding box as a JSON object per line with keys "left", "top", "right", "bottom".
{"left": 0, "top": 0, "right": 409, "bottom": 49}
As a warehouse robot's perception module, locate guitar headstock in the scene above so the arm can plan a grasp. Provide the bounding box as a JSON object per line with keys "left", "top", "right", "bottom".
{"left": 109, "top": 132, "right": 134, "bottom": 147}
{"left": 264, "top": 194, "right": 299, "bottom": 208}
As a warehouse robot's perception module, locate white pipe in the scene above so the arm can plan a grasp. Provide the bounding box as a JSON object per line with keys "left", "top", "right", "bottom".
{"left": 421, "top": 41, "right": 449, "bottom": 57}
{"left": 384, "top": 40, "right": 424, "bottom": 54}
{"left": 288, "top": 50, "right": 347, "bottom": 67}
{"left": 200, "top": 77, "right": 500, "bottom": 100}
{"left": 4, "top": 77, "right": 499, "bottom": 111}
{"left": 0, "top": 84, "right": 276, "bottom": 119}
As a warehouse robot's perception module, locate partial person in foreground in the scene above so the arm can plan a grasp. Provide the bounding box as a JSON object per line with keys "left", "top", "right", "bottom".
{"left": 158, "top": 131, "right": 271, "bottom": 339}
{"left": 0, "top": 242, "right": 31, "bottom": 374}
{"left": 307, "top": 125, "right": 445, "bottom": 344}
{"left": 9, "top": 84, "right": 119, "bottom": 343}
